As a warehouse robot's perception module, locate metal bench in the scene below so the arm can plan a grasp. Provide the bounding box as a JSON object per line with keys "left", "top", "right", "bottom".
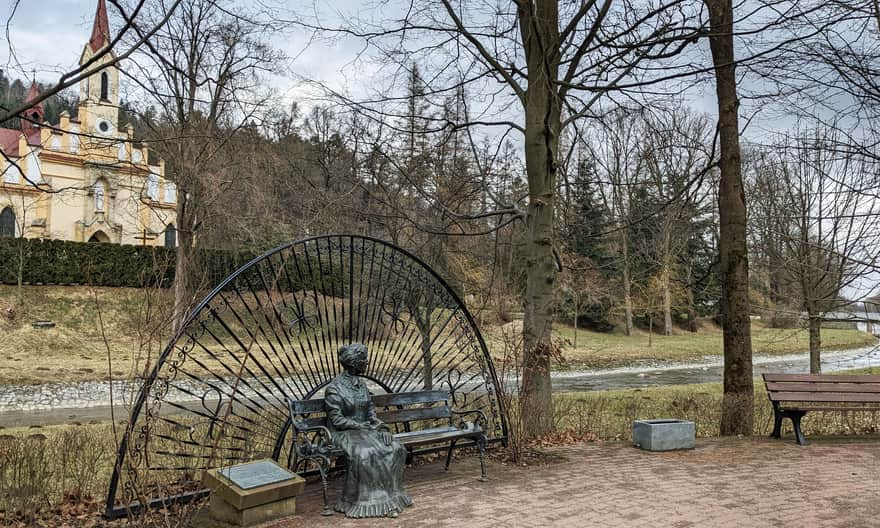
{"left": 763, "top": 373, "right": 880, "bottom": 445}
{"left": 288, "top": 389, "right": 488, "bottom": 515}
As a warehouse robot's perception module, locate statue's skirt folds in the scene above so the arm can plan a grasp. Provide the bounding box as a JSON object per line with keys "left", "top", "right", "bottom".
{"left": 332, "top": 429, "right": 413, "bottom": 517}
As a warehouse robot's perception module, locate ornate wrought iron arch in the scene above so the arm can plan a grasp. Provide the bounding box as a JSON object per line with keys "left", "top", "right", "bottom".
{"left": 105, "top": 234, "right": 506, "bottom": 517}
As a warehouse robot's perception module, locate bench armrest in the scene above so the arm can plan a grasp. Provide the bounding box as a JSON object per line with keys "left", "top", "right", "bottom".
{"left": 290, "top": 419, "right": 336, "bottom": 456}
{"left": 450, "top": 408, "right": 487, "bottom": 430}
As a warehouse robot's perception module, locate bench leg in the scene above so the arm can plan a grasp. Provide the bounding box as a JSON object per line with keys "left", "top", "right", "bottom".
{"left": 316, "top": 457, "right": 334, "bottom": 516}
{"left": 770, "top": 407, "right": 783, "bottom": 439}
{"left": 444, "top": 440, "right": 457, "bottom": 471}
{"left": 790, "top": 411, "right": 808, "bottom": 446}
{"left": 477, "top": 433, "right": 488, "bottom": 482}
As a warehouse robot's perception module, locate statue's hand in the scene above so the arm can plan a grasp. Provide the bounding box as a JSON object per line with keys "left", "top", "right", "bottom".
{"left": 381, "top": 431, "right": 393, "bottom": 446}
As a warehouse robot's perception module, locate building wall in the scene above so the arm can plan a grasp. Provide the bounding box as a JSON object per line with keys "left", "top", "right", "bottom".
{"left": 0, "top": 126, "right": 177, "bottom": 246}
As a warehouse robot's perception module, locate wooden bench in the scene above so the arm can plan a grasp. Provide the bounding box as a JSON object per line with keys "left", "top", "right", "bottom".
{"left": 287, "top": 389, "right": 488, "bottom": 515}
{"left": 763, "top": 373, "right": 880, "bottom": 445}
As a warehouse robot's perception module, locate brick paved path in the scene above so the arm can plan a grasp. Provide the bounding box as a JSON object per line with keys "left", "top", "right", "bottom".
{"left": 269, "top": 437, "right": 880, "bottom": 528}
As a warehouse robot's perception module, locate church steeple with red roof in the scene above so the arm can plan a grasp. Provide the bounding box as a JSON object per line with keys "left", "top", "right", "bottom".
{"left": 80, "top": 0, "right": 119, "bottom": 135}
{"left": 21, "top": 80, "right": 44, "bottom": 136}
{"left": 89, "top": 0, "right": 110, "bottom": 53}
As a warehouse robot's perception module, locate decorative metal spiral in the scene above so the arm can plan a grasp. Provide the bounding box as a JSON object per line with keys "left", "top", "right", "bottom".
{"left": 105, "top": 235, "right": 506, "bottom": 517}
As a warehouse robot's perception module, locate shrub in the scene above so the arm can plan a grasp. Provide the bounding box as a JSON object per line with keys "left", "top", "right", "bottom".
{"left": 0, "top": 238, "right": 261, "bottom": 289}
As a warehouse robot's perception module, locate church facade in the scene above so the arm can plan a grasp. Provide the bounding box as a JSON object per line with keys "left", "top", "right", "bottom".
{"left": 0, "top": 0, "right": 177, "bottom": 247}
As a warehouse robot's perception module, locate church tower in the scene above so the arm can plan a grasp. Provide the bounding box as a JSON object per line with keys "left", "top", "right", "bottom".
{"left": 78, "top": 0, "right": 119, "bottom": 137}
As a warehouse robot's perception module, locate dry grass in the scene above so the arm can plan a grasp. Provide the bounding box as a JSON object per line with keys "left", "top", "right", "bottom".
{"left": 554, "top": 381, "right": 880, "bottom": 440}
{"left": 0, "top": 285, "right": 174, "bottom": 385}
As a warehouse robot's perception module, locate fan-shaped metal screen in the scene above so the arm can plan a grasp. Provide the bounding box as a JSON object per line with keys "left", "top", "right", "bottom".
{"left": 105, "top": 235, "right": 505, "bottom": 517}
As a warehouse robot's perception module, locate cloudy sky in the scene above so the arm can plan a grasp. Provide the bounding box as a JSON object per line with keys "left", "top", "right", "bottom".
{"left": 0, "top": 0, "right": 360, "bottom": 105}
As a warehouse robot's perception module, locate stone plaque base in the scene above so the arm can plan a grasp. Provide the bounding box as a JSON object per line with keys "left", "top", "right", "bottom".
{"left": 198, "top": 460, "right": 305, "bottom": 527}
{"left": 633, "top": 419, "right": 696, "bottom": 451}
{"left": 205, "top": 493, "right": 298, "bottom": 526}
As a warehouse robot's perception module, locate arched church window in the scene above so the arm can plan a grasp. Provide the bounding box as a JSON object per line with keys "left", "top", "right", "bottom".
{"left": 164, "top": 224, "right": 176, "bottom": 248}
{"left": 0, "top": 207, "right": 15, "bottom": 238}
{"left": 94, "top": 180, "right": 106, "bottom": 212}
{"left": 100, "top": 72, "right": 109, "bottom": 101}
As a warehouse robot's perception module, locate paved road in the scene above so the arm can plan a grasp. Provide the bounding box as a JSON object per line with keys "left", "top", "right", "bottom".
{"left": 270, "top": 437, "right": 880, "bottom": 528}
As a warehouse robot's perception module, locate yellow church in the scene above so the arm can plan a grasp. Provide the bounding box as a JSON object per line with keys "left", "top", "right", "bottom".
{"left": 0, "top": 0, "right": 177, "bottom": 247}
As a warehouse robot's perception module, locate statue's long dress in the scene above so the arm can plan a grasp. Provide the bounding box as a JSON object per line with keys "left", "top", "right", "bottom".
{"left": 324, "top": 373, "right": 413, "bottom": 517}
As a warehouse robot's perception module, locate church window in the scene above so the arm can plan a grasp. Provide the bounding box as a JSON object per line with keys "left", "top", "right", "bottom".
{"left": 118, "top": 142, "right": 127, "bottom": 160}
{"left": 146, "top": 173, "right": 159, "bottom": 201}
{"left": 100, "top": 72, "right": 109, "bottom": 101}
{"left": 0, "top": 207, "right": 14, "bottom": 237}
{"left": 94, "top": 179, "right": 106, "bottom": 212}
{"left": 2, "top": 160, "right": 21, "bottom": 184}
{"left": 164, "top": 224, "right": 176, "bottom": 248}
{"left": 26, "top": 151, "right": 42, "bottom": 184}
{"left": 164, "top": 182, "right": 177, "bottom": 203}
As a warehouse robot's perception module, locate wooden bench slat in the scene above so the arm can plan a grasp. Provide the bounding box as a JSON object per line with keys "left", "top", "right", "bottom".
{"left": 377, "top": 405, "right": 451, "bottom": 424}
{"left": 290, "top": 399, "right": 324, "bottom": 414}
{"left": 395, "top": 427, "right": 481, "bottom": 446}
{"left": 290, "top": 390, "right": 451, "bottom": 416}
{"left": 373, "top": 390, "right": 450, "bottom": 407}
{"left": 293, "top": 405, "right": 451, "bottom": 428}
{"left": 763, "top": 374, "right": 880, "bottom": 383}
{"left": 394, "top": 426, "right": 458, "bottom": 440}
{"left": 295, "top": 416, "right": 328, "bottom": 429}
{"left": 769, "top": 392, "right": 880, "bottom": 403}
{"left": 765, "top": 382, "right": 880, "bottom": 393}
{"left": 776, "top": 405, "right": 880, "bottom": 411}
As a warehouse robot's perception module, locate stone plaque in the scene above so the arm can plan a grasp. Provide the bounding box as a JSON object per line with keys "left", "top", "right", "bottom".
{"left": 219, "top": 460, "right": 296, "bottom": 490}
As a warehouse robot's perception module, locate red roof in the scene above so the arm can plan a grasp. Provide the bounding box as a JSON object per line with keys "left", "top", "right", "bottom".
{"left": 24, "top": 81, "right": 44, "bottom": 118}
{"left": 89, "top": 0, "right": 110, "bottom": 53}
{"left": 0, "top": 128, "right": 22, "bottom": 156}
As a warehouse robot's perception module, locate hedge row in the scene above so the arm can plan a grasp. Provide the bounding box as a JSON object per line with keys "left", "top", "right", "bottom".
{"left": 0, "top": 238, "right": 256, "bottom": 288}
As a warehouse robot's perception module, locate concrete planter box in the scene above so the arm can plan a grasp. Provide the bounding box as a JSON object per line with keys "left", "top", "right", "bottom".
{"left": 632, "top": 419, "right": 695, "bottom": 451}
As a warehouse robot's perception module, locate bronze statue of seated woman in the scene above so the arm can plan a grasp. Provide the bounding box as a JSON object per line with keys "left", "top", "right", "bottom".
{"left": 324, "top": 343, "right": 413, "bottom": 518}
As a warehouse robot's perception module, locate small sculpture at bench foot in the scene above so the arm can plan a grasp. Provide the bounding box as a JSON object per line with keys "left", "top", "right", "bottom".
{"left": 325, "top": 343, "right": 413, "bottom": 518}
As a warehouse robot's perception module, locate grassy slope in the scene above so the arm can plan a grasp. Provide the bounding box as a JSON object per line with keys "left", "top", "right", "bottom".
{"left": 0, "top": 285, "right": 173, "bottom": 385}
{"left": 1, "top": 285, "right": 877, "bottom": 384}
{"left": 552, "top": 323, "right": 877, "bottom": 369}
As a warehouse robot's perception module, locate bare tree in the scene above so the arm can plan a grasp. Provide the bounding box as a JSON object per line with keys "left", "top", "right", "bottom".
{"left": 289, "top": 0, "right": 702, "bottom": 437}
{"left": 123, "top": 0, "right": 281, "bottom": 328}
{"left": 751, "top": 126, "right": 880, "bottom": 373}
{"left": 639, "top": 107, "right": 713, "bottom": 336}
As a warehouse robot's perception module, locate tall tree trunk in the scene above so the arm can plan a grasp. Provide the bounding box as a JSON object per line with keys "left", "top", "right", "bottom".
{"left": 686, "top": 261, "right": 697, "bottom": 332}
{"left": 705, "top": 0, "right": 755, "bottom": 436}
{"left": 662, "top": 229, "right": 673, "bottom": 336}
{"left": 808, "top": 312, "right": 822, "bottom": 374}
{"left": 519, "top": 0, "right": 561, "bottom": 438}
{"left": 663, "top": 264, "right": 673, "bottom": 336}
{"left": 622, "top": 226, "right": 634, "bottom": 336}
{"left": 172, "top": 190, "right": 197, "bottom": 333}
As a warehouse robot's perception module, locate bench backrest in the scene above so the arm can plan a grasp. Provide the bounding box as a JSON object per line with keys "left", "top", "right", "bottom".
{"left": 289, "top": 389, "right": 453, "bottom": 430}
{"left": 763, "top": 373, "right": 880, "bottom": 404}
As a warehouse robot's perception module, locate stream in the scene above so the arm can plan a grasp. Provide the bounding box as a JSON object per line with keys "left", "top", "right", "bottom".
{"left": 1, "top": 343, "right": 877, "bottom": 428}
